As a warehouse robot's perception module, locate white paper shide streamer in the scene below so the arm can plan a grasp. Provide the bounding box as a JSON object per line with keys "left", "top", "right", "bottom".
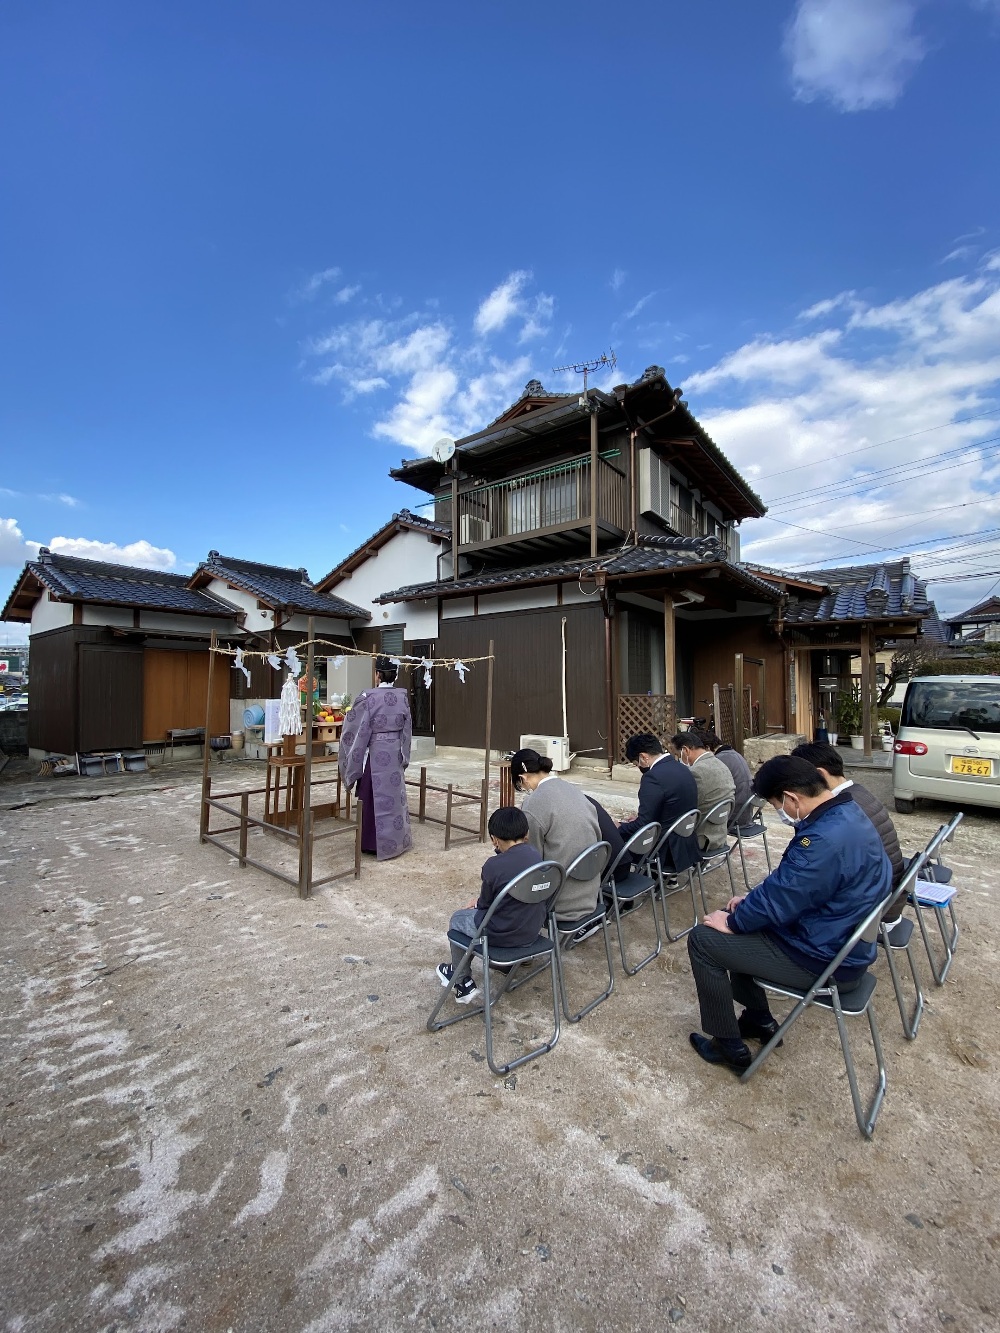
{"left": 422, "top": 658, "right": 433, "bottom": 691}
{"left": 279, "top": 674, "right": 303, "bottom": 736}
{"left": 232, "top": 646, "right": 252, "bottom": 688}
{"left": 453, "top": 659, "right": 468, "bottom": 683}
{"left": 266, "top": 653, "right": 282, "bottom": 671}
{"left": 284, "top": 645, "right": 302, "bottom": 678}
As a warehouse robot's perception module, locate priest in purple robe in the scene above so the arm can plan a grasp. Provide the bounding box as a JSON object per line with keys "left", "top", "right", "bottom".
{"left": 338, "top": 656, "right": 413, "bottom": 860}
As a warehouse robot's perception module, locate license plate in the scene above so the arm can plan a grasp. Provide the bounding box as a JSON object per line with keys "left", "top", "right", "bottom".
{"left": 950, "top": 757, "right": 992, "bottom": 777}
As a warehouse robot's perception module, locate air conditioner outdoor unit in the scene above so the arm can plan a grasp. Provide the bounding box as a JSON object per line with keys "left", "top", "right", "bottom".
{"left": 519, "top": 734, "right": 571, "bottom": 772}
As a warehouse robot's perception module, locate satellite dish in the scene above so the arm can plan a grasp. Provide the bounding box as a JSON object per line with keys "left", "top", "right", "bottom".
{"left": 431, "top": 437, "right": 456, "bottom": 464}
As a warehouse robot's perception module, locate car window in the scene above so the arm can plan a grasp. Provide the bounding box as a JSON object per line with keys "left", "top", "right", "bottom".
{"left": 902, "top": 681, "right": 1000, "bottom": 734}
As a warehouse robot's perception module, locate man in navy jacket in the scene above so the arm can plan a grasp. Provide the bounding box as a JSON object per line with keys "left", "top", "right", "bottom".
{"left": 618, "top": 734, "right": 701, "bottom": 873}
{"left": 687, "top": 754, "right": 892, "bottom": 1073}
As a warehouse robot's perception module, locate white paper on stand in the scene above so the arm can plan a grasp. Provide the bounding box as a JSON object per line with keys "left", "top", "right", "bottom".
{"left": 914, "top": 878, "right": 957, "bottom": 907}
{"left": 263, "top": 699, "right": 282, "bottom": 745}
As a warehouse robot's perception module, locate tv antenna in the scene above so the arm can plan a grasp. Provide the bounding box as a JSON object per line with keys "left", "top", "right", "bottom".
{"left": 552, "top": 349, "right": 617, "bottom": 397}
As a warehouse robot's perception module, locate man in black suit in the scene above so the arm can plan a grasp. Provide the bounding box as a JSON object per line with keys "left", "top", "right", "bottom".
{"left": 618, "top": 733, "right": 701, "bottom": 873}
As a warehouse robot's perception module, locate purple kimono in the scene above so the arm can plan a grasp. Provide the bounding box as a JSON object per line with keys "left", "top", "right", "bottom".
{"left": 338, "top": 685, "right": 413, "bottom": 861}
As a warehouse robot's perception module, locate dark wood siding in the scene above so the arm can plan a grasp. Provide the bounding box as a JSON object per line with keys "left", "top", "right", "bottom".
{"left": 435, "top": 604, "right": 605, "bottom": 755}
{"left": 677, "top": 617, "right": 785, "bottom": 730}
{"left": 26, "top": 626, "right": 78, "bottom": 753}
{"left": 78, "top": 643, "right": 143, "bottom": 751}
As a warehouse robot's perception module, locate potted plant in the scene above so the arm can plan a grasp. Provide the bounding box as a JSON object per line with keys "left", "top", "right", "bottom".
{"left": 836, "top": 694, "right": 863, "bottom": 749}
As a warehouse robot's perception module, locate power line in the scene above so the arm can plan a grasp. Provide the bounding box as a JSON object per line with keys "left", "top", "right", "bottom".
{"left": 751, "top": 406, "right": 1000, "bottom": 483}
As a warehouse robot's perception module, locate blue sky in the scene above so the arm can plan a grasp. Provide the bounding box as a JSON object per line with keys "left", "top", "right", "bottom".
{"left": 2, "top": 0, "right": 999, "bottom": 635}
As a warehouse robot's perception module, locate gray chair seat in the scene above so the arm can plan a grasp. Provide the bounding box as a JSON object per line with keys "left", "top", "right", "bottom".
{"left": 446, "top": 929, "right": 553, "bottom": 965}
{"left": 604, "top": 871, "right": 656, "bottom": 901}
{"left": 885, "top": 918, "right": 915, "bottom": 949}
{"left": 812, "top": 973, "right": 877, "bottom": 1014}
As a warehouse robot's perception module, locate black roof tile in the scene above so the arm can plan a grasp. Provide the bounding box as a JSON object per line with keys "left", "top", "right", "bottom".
{"left": 780, "top": 560, "right": 930, "bottom": 624}
{"left": 6, "top": 552, "right": 236, "bottom": 618}
{"left": 195, "top": 552, "right": 369, "bottom": 620}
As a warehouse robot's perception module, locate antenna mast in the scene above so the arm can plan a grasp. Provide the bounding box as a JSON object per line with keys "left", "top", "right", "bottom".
{"left": 552, "top": 349, "right": 617, "bottom": 399}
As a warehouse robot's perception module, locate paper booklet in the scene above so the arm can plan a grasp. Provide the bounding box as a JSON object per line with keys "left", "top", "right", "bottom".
{"left": 913, "top": 878, "right": 957, "bottom": 907}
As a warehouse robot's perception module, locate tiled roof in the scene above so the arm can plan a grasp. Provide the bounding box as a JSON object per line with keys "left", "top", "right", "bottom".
{"left": 316, "top": 509, "right": 449, "bottom": 590}
{"left": 948, "top": 595, "right": 1000, "bottom": 625}
{"left": 781, "top": 560, "right": 930, "bottom": 624}
{"left": 2, "top": 551, "right": 236, "bottom": 620}
{"left": 375, "top": 536, "right": 782, "bottom": 604}
{"left": 194, "top": 552, "right": 370, "bottom": 620}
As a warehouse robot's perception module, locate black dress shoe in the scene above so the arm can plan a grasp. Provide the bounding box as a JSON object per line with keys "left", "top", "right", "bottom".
{"left": 689, "top": 1032, "right": 752, "bottom": 1073}
{"left": 738, "top": 1012, "right": 783, "bottom": 1046}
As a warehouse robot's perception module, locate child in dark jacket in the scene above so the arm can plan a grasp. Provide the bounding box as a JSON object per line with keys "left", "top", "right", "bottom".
{"left": 435, "top": 807, "right": 543, "bottom": 1003}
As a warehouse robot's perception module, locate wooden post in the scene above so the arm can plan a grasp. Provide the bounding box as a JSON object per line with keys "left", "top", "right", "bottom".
{"left": 663, "top": 593, "right": 676, "bottom": 698}
{"left": 419, "top": 766, "right": 427, "bottom": 822}
{"left": 483, "top": 637, "right": 495, "bottom": 795}
{"left": 589, "top": 403, "right": 599, "bottom": 559}
{"left": 199, "top": 630, "right": 217, "bottom": 842}
{"left": 733, "top": 653, "right": 745, "bottom": 756}
{"left": 444, "top": 784, "right": 454, "bottom": 851}
{"left": 603, "top": 593, "right": 615, "bottom": 775}
{"left": 238, "top": 792, "right": 249, "bottom": 867}
{"left": 479, "top": 776, "right": 488, "bottom": 842}
{"left": 861, "top": 626, "right": 873, "bottom": 760}
{"left": 298, "top": 617, "right": 316, "bottom": 899}
{"left": 451, "top": 462, "right": 460, "bottom": 583}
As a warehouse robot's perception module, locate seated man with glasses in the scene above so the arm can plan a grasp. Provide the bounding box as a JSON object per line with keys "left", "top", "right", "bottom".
{"left": 686, "top": 754, "right": 892, "bottom": 1074}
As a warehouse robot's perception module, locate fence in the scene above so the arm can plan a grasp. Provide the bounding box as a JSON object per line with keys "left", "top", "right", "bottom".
{"left": 405, "top": 766, "right": 488, "bottom": 849}
{"left": 616, "top": 694, "right": 677, "bottom": 763}
{"left": 456, "top": 454, "right": 627, "bottom": 548}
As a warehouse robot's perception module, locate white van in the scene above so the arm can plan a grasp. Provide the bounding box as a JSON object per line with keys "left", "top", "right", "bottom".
{"left": 893, "top": 675, "right": 1000, "bottom": 814}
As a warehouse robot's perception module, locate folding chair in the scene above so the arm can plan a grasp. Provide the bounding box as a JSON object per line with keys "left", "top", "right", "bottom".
{"left": 694, "top": 799, "right": 737, "bottom": 912}
{"left": 652, "top": 809, "right": 702, "bottom": 942}
{"left": 601, "top": 823, "right": 663, "bottom": 975}
{"left": 731, "top": 793, "right": 773, "bottom": 889}
{"left": 878, "top": 849, "right": 929, "bottom": 1041}
{"left": 740, "top": 892, "right": 894, "bottom": 1138}
{"left": 549, "top": 841, "right": 615, "bottom": 1023}
{"left": 426, "top": 860, "right": 566, "bottom": 1076}
{"left": 908, "top": 813, "right": 963, "bottom": 985}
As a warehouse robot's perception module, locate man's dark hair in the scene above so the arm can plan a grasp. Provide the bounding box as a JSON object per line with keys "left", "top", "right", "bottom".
{"left": 791, "top": 741, "right": 845, "bottom": 778}
{"left": 753, "top": 755, "right": 828, "bottom": 801}
{"left": 696, "top": 728, "right": 724, "bottom": 751}
{"left": 624, "top": 734, "right": 663, "bottom": 762}
{"left": 671, "top": 730, "right": 707, "bottom": 752}
{"left": 488, "top": 806, "right": 529, "bottom": 841}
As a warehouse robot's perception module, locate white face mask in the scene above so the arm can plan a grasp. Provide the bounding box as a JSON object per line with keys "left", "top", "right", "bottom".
{"left": 777, "top": 794, "right": 802, "bottom": 827}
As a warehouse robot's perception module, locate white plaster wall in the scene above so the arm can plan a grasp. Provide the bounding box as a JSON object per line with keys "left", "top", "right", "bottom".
{"left": 82, "top": 605, "right": 133, "bottom": 628}
{"left": 283, "top": 612, "right": 353, "bottom": 637}
{"left": 560, "top": 583, "right": 601, "bottom": 607}
{"left": 206, "top": 578, "right": 273, "bottom": 634}
{"left": 331, "top": 529, "right": 440, "bottom": 639}
{"left": 30, "top": 593, "right": 74, "bottom": 634}
{"left": 139, "top": 610, "right": 236, "bottom": 634}
{"left": 441, "top": 597, "right": 476, "bottom": 620}
{"left": 478, "top": 586, "right": 558, "bottom": 614}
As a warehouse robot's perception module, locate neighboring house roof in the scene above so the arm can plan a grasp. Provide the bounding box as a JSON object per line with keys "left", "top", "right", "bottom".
{"left": 389, "top": 366, "right": 766, "bottom": 522}
{"left": 947, "top": 595, "right": 1000, "bottom": 625}
{"left": 778, "top": 560, "right": 930, "bottom": 625}
{"left": 188, "top": 552, "right": 370, "bottom": 620}
{"left": 315, "top": 509, "right": 449, "bottom": 591}
{"left": 375, "top": 535, "right": 782, "bottom": 604}
{"left": 1, "top": 550, "right": 238, "bottom": 622}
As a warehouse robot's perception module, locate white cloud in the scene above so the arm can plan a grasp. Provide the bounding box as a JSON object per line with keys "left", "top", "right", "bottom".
{"left": 620, "top": 292, "right": 657, "bottom": 322}
{"left": 474, "top": 271, "right": 531, "bottom": 336}
{"left": 293, "top": 267, "right": 342, "bottom": 302}
{"left": 47, "top": 537, "right": 177, "bottom": 570}
{"left": 783, "top": 0, "right": 926, "bottom": 111}
{"left": 0, "top": 517, "right": 33, "bottom": 566}
{"left": 303, "top": 275, "right": 555, "bottom": 455}
{"left": 610, "top": 268, "right": 626, "bottom": 293}
{"left": 685, "top": 262, "right": 1000, "bottom": 614}
{"left": 335, "top": 284, "right": 361, "bottom": 304}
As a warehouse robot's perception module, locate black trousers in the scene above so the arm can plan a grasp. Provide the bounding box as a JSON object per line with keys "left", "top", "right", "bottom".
{"left": 687, "top": 924, "right": 828, "bottom": 1040}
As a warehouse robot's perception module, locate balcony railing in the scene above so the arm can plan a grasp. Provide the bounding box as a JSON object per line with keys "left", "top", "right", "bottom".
{"left": 455, "top": 454, "right": 627, "bottom": 551}
{"left": 670, "top": 502, "right": 731, "bottom": 558}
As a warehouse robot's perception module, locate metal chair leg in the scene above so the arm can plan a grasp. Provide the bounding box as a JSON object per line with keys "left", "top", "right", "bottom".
{"left": 911, "top": 896, "right": 954, "bottom": 986}
{"left": 880, "top": 928, "right": 925, "bottom": 1041}
{"left": 831, "top": 991, "right": 887, "bottom": 1140}
{"left": 610, "top": 885, "right": 663, "bottom": 975}
{"left": 554, "top": 918, "right": 615, "bottom": 1023}
{"left": 659, "top": 865, "right": 699, "bottom": 943}
{"left": 483, "top": 947, "right": 561, "bottom": 1076}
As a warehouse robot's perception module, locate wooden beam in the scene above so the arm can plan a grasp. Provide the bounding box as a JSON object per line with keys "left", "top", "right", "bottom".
{"left": 663, "top": 594, "right": 676, "bottom": 696}
{"left": 734, "top": 653, "right": 745, "bottom": 756}
{"left": 860, "top": 626, "right": 873, "bottom": 760}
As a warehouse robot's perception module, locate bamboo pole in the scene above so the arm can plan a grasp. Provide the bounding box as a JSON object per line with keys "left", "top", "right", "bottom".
{"left": 199, "top": 630, "right": 217, "bottom": 842}
{"left": 733, "top": 653, "right": 745, "bottom": 756}
{"left": 298, "top": 617, "right": 316, "bottom": 899}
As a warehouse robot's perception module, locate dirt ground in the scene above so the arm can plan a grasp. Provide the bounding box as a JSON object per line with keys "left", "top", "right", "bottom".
{"left": 1, "top": 760, "right": 999, "bottom": 1332}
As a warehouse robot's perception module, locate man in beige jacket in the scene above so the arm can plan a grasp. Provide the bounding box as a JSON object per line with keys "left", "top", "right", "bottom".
{"left": 669, "top": 731, "right": 735, "bottom": 853}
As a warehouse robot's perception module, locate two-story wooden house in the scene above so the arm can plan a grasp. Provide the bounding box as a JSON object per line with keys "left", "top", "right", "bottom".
{"left": 378, "top": 368, "right": 782, "bottom": 764}
{"left": 378, "top": 367, "right": 939, "bottom": 767}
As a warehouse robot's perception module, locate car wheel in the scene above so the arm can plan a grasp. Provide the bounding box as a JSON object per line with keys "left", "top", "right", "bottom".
{"left": 894, "top": 797, "right": 916, "bottom": 815}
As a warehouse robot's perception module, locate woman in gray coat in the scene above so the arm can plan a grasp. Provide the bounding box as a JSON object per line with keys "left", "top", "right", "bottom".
{"left": 510, "top": 749, "right": 603, "bottom": 923}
